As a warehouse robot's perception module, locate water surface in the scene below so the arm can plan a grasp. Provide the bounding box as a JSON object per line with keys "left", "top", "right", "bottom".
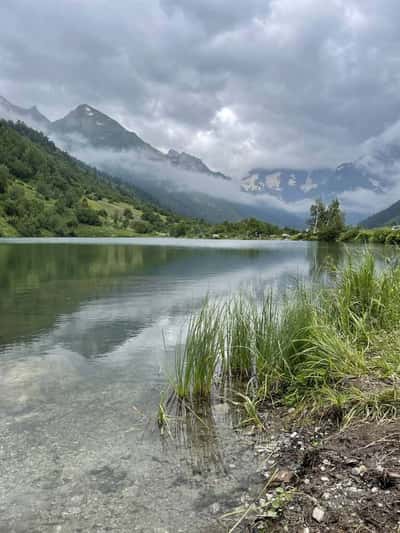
{"left": 0, "top": 238, "right": 394, "bottom": 532}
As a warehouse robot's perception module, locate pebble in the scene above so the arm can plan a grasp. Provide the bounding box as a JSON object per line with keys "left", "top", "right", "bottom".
{"left": 210, "top": 503, "right": 220, "bottom": 515}
{"left": 312, "top": 506, "right": 325, "bottom": 523}
{"left": 351, "top": 465, "right": 367, "bottom": 476}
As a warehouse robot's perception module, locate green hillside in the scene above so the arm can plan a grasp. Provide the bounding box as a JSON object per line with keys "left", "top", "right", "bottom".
{"left": 0, "top": 120, "right": 289, "bottom": 239}
{"left": 361, "top": 198, "right": 400, "bottom": 229}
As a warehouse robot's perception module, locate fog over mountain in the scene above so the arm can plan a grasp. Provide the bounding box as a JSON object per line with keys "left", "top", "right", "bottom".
{"left": 3, "top": 0, "right": 400, "bottom": 223}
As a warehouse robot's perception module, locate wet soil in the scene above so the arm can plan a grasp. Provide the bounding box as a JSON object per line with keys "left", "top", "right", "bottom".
{"left": 231, "top": 416, "right": 400, "bottom": 532}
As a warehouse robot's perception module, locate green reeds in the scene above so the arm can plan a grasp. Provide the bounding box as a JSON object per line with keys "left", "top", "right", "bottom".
{"left": 224, "top": 296, "right": 254, "bottom": 380}
{"left": 172, "top": 300, "right": 223, "bottom": 400}
{"left": 169, "top": 252, "right": 400, "bottom": 424}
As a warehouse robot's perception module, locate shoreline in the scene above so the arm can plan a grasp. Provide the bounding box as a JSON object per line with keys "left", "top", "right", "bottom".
{"left": 228, "top": 408, "right": 400, "bottom": 531}
{"left": 163, "top": 251, "right": 400, "bottom": 531}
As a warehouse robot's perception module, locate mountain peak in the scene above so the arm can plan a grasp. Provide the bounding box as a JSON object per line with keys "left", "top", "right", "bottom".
{"left": 0, "top": 95, "right": 11, "bottom": 107}
{"left": 74, "top": 104, "right": 98, "bottom": 116}
{"left": 167, "top": 148, "right": 179, "bottom": 158}
{"left": 51, "top": 103, "right": 163, "bottom": 155}
{"left": 166, "top": 148, "right": 230, "bottom": 180}
{"left": 0, "top": 95, "right": 49, "bottom": 126}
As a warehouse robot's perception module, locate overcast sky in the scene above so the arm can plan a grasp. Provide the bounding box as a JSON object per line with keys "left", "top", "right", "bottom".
{"left": 1, "top": 0, "right": 400, "bottom": 176}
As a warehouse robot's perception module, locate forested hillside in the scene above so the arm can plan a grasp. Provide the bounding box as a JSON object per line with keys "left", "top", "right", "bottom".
{"left": 360, "top": 198, "right": 400, "bottom": 229}
{"left": 0, "top": 120, "right": 288, "bottom": 239}
{"left": 0, "top": 120, "right": 178, "bottom": 236}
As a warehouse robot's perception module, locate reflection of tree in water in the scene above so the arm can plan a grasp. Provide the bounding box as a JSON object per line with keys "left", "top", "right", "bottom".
{"left": 0, "top": 242, "right": 304, "bottom": 347}
{"left": 307, "top": 241, "right": 346, "bottom": 281}
{"left": 0, "top": 243, "right": 186, "bottom": 345}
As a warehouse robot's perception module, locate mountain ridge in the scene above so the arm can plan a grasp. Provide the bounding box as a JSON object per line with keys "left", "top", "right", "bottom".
{"left": 2, "top": 94, "right": 397, "bottom": 226}
{"left": 0, "top": 96, "right": 230, "bottom": 179}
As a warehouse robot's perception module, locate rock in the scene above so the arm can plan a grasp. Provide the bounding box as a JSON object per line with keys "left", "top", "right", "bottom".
{"left": 344, "top": 457, "right": 359, "bottom": 466}
{"left": 210, "top": 502, "right": 220, "bottom": 515}
{"left": 271, "top": 469, "right": 295, "bottom": 485}
{"left": 303, "top": 528, "right": 310, "bottom": 533}
{"left": 321, "top": 476, "right": 330, "bottom": 482}
{"left": 351, "top": 465, "right": 367, "bottom": 476}
{"left": 312, "top": 506, "right": 325, "bottom": 523}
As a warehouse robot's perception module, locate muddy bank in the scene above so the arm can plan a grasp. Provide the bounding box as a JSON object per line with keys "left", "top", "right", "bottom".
{"left": 225, "top": 413, "right": 400, "bottom": 532}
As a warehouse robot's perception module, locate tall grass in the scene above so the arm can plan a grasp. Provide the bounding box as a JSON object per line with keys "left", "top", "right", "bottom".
{"left": 173, "top": 300, "right": 223, "bottom": 400}
{"left": 224, "top": 296, "right": 254, "bottom": 379}
{"left": 170, "top": 252, "right": 400, "bottom": 422}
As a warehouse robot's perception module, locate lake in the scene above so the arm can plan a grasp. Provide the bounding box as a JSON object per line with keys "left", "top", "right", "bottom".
{"left": 0, "top": 238, "right": 395, "bottom": 532}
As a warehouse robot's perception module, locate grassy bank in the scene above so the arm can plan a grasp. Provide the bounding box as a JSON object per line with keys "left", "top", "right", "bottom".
{"left": 290, "top": 226, "right": 400, "bottom": 244}
{"left": 168, "top": 253, "right": 400, "bottom": 425}
{"left": 339, "top": 226, "right": 400, "bottom": 245}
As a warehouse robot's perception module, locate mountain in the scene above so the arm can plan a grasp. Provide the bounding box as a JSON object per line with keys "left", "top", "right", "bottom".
{"left": 241, "top": 162, "right": 384, "bottom": 203}
{"left": 0, "top": 96, "right": 303, "bottom": 226}
{"left": 360, "top": 199, "right": 400, "bottom": 228}
{"left": 0, "top": 95, "right": 50, "bottom": 130}
{"left": 51, "top": 104, "right": 164, "bottom": 160}
{"left": 0, "top": 119, "right": 184, "bottom": 237}
{"left": 0, "top": 119, "right": 297, "bottom": 237}
{"left": 166, "top": 149, "right": 230, "bottom": 180}
{"left": 0, "top": 97, "right": 231, "bottom": 179}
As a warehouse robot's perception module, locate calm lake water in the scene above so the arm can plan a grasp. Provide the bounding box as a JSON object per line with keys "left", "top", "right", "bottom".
{"left": 0, "top": 238, "right": 396, "bottom": 532}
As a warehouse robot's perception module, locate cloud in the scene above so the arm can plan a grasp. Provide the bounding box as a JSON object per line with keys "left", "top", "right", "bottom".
{"left": 59, "top": 134, "right": 312, "bottom": 216}
{"left": 1, "top": 0, "right": 400, "bottom": 181}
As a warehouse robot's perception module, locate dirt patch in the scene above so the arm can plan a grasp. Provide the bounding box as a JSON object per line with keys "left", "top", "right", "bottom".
{"left": 231, "top": 418, "right": 400, "bottom": 532}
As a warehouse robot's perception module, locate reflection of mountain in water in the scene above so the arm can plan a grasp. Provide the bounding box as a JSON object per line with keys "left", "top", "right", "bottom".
{"left": 0, "top": 240, "right": 312, "bottom": 356}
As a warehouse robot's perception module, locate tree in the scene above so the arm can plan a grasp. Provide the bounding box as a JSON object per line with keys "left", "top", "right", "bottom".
{"left": 308, "top": 198, "right": 345, "bottom": 241}
{"left": 0, "top": 164, "right": 10, "bottom": 193}
{"left": 308, "top": 199, "right": 327, "bottom": 234}
{"left": 123, "top": 207, "right": 133, "bottom": 219}
{"left": 76, "top": 206, "right": 101, "bottom": 226}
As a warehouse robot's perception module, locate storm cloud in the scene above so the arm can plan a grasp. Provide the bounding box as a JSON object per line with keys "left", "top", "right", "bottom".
{"left": 2, "top": 0, "right": 400, "bottom": 179}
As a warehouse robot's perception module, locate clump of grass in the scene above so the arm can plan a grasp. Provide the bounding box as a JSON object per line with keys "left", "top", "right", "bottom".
{"left": 224, "top": 297, "right": 254, "bottom": 380}
{"left": 172, "top": 300, "right": 223, "bottom": 400}
{"left": 169, "top": 252, "right": 400, "bottom": 425}
{"left": 231, "top": 391, "right": 264, "bottom": 429}
{"left": 157, "top": 394, "right": 172, "bottom": 438}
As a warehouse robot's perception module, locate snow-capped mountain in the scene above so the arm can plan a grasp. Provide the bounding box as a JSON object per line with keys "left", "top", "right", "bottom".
{"left": 241, "top": 163, "right": 385, "bottom": 203}
{"left": 0, "top": 97, "right": 230, "bottom": 181}
{"left": 3, "top": 94, "right": 400, "bottom": 226}
{"left": 51, "top": 104, "right": 164, "bottom": 161}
